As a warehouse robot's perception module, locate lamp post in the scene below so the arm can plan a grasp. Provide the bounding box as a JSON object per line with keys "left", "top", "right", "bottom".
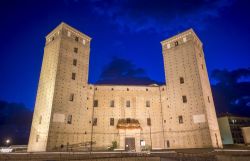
{"left": 5, "top": 139, "right": 11, "bottom": 147}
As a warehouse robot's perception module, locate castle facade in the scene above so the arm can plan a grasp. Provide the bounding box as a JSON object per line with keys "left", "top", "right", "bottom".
{"left": 28, "top": 23, "right": 222, "bottom": 152}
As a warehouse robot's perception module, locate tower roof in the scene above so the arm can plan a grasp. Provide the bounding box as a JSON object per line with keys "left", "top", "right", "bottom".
{"left": 161, "top": 28, "right": 202, "bottom": 46}
{"left": 46, "top": 22, "right": 91, "bottom": 41}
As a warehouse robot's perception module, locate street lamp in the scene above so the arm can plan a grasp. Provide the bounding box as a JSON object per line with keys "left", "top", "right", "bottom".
{"left": 5, "top": 139, "right": 11, "bottom": 146}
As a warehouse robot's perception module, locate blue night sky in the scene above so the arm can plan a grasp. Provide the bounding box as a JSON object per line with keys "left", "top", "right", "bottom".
{"left": 0, "top": 0, "right": 250, "bottom": 110}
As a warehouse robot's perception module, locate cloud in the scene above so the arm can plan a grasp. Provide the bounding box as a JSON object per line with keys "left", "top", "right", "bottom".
{"left": 211, "top": 67, "right": 250, "bottom": 117}
{"left": 0, "top": 100, "right": 32, "bottom": 145}
{"left": 96, "top": 57, "right": 160, "bottom": 85}
{"left": 89, "top": 0, "right": 235, "bottom": 33}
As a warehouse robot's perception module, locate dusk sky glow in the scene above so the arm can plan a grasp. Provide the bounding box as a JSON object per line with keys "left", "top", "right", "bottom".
{"left": 0, "top": 0, "right": 250, "bottom": 109}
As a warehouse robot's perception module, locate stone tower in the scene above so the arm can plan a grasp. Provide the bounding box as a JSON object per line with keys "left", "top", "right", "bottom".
{"left": 28, "top": 23, "right": 91, "bottom": 151}
{"left": 161, "top": 29, "right": 222, "bottom": 148}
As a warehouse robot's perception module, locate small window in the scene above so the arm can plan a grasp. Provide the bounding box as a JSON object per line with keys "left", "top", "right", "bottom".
{"left": 178, "top": 116, "right": 183, "bottom": 124}
{"left": 127, "top": 88, "right": 129, "bottom": 91}
{"left": 39, "top": 116, "right": 42, "bottom": 124}
{"left": 70, "top": 94, "right": 74, "bottom": 101}
{"left": 164, "top": 120, "right": 166, "bottom": 123}
{"left": 146, "top": 88, "right": 148, "bottom": 91}
{"left": 67, "top": 115, "right": 72, "bottom": 124}
{"left": 146, "top": 100, "right": 150, "bottom": 107}
{"left": 180, "top": 77, "right": 184, "bottom": 84}
{"left": 73, "top": 59, "right": 77, "bottom": 66}
{"left": 147, "top": 118, "right": 151, "bottom": 126}
{"left": 67, "top": 31, "right": 71, "bottom": 37}
{"left": 110, "top": 118, "right": 114, "bottom": 126}
{"left": 126, "top": 100, "right": 130, "bottom": 107}
{"left": 93, "top": 100, "right": 98, "bottom": 107}
{"left": 175, "top": 41, "right": 178, "bottom": 46}
{"left": 75, "top": 36, "right": 79, "bottom": 42}
{"left": 110, "top": 100, "right": 115, "bottom": 107}
{"left": 93, "top": 118, "right": 97, "bottom": 126}
{"left": 208, "top": 96, "right": 210, "bottom": 103}
{"left": 72, "top": 73, "right": 76, "bottom": 80}
{"left": 74, "top": 47, "right": 78, "bottom": 53}
{"left": 126, "top": 118, "right": 131, "bottom": 123}
{"left": 201, "top": 64, "right": 204, "bottom": 70}
{"left": 36, "top": 135, "right": 39, "bottom": 142}
{"left": 166, "top": 140, "right": 170, "bottom": 147}
{"left": 52, "top": 37, "right": 55, "bottom": 41}
{"left": 182, "top": 95, "right": 187, "bottom": 103}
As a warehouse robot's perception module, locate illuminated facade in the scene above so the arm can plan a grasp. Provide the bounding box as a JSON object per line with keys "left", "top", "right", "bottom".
{"left": 28, "top": 22, "right": 222, "bottom": 152}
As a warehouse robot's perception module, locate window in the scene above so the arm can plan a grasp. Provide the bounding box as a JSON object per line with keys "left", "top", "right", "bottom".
{"left": 147, "top": 118, "right": 151, "bottom": 126}
{"left": 208, "top": 96, "right": 210, "bottom": 103}
{"left": 39, "top": 116, "right": 42, "bottom": 124}
{"left": 180, "top": 77, "right": 184, "bottom": 84}
{"left": 166, "top": 140, "right": 170, "bottom": 147}
{"left": 52, "top": 37, "right": 54, "bottom": 41}
{"left": 127, "top": 88, "right": 129, "bottom": 91}
{"left": 67, "top": 31, "right": 71, "bottom": 37}
{"left": 73, "top": 59, "right": 77, "bottom": 66}
{"left": 178, "top": 116, "right": 183, "bottom": 124}
{"left": 110, "top": 118, "right": 114, "bottom": 126}
{"left": 70, "top": 94, "right": 74, "bottom": 101}
{"left": 110, "top": 100, "right": 115, "bottom": 107}
{"left": 146, "top": 100, "right": 150, "bottom": 107}
{"left": 146, "top": 88, "right": 148, "bottom": 91}
{"left": 36, "top": 135, "right": 39, "bottom": 142}
{"left": 74, "top": 47, "right": 78, "bottom": 53}
{"left": 75, "top": 36, "right": 79, "bottom": 42}
{"left": 93, "top": 118, "right": 97, "bottom": 126}
{"left": 93, "top": 100, "right": 98, "bottom": 107}
{"left": 201, "top": 64, "right": 204, "bottom": 70}
{"left": 67, "top": 115, "right": 72, "bottom": 124}
{"left": 72, "top": 73, "right": 76, "bottom": 80}
{"left": 175, "top": 41, "right": 179, "bottom": 46}
{"left": 126, "top": 100, "right": 130, "bottom": 107}
{"left": 164, "top": 120, "right": 166, "bottom": 123}
{"left": 182, "top": 95, "right": 187, "bottom": 103}
{"left": 126, "top": 118, "right": 131, "bottom": 123}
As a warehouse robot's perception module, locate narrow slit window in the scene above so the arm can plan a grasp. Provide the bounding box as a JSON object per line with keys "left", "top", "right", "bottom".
{"left": 110, "top": 118, "right": 114, "bottom": 126}
{"left": 93, "top": 100, "right": 98, "bottom": 107}
{"left": 74, "top": 47, "right": 78, "bottom": 53}
{"left": 175, "top": 41, "right": 179, "bottom": 46}
{"left": 73, "top": 59, "right": 77, "bottom": 66}
{"left": 147, "top": 118, "right": 151, "bottom": 126}
{"left": 67, "top": 115, "right": 72, "bottom": 124}
{"left": 110, "top": 100, "right": 115, "bottom": 107}
{"left": 70, "top": 94, "right": 74, "bottom": 101}
{"left": 146, "top": 100, "right": 150, "bottom": 107}
{"left": 180, "top": 77, "right": 184, "bottom": 84}
{"left": 93, "top": 118, "right": 97, "bottom": 126}
{"left": 72, "top": 73, "right": 76, "bottom": 80}
{"left": 126, "top": 100, "right": 130, "bottom": 107}
{"left": 178, "top": 116, "right": 183, "bottom": 124}
{"left": 182, "top": 95, "right": 187, "bottom": 103}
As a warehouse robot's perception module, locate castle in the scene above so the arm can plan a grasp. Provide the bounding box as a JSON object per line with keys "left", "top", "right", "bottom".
{"left": 28, "top": 22, "right": 222, "bottom": 152}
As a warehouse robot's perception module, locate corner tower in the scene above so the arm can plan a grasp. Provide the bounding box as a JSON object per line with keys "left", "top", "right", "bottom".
{"left": 28, "top": 23, "right": 91, "bottom": 151}
{"left": 161, "top": 29, "right": 222, "bottom": 149}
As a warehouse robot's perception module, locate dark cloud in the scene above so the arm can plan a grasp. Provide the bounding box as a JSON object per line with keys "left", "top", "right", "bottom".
{"left": 0, "top": 101, "right": 32, "bottom": 146}
{"left": 89, "top": 0, "right": 234, "bottom": 33}
{"left": 96, "top": 57, "right": 160, "bottom": 85}
{"left": 211, "top": 68, "right": 250, "bottom": 117}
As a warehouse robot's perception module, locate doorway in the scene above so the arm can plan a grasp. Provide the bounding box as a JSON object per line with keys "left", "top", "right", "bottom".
{"left": 125, "top": 137, "right": 135, "bottom": 151}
